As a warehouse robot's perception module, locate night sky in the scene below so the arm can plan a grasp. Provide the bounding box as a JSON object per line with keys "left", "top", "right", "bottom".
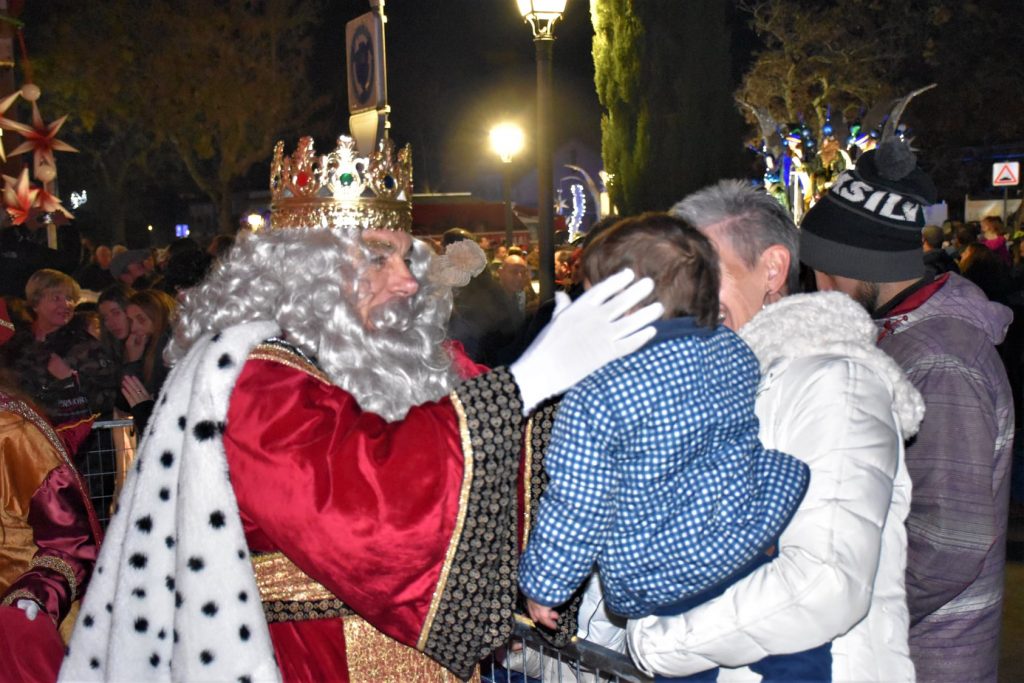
{"left": 315, "top": 1, "right": 603, "bottom": 192}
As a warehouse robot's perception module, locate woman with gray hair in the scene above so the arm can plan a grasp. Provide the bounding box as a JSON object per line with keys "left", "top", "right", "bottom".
{"left": 545, "top": 181, "right": 923, "bottom": 682}
{"left": 621, "top": 180, "right": 924, "bottom": 681}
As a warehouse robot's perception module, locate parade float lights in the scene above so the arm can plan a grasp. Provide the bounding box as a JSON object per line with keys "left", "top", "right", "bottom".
{"left": 745, "top": 86, "right": 935, "bottom": 220}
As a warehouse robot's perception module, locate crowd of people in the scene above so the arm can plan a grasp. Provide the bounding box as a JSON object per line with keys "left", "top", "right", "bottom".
{"left": 0, "top": 129, "right": 1019, "bottom": 683}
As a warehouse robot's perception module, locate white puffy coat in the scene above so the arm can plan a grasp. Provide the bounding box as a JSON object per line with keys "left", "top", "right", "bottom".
{"left": 626, "top": 291, "right": 924, "bottom": 682}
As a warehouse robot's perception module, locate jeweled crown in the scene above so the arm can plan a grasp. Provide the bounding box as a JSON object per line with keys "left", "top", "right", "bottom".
{"left": 270, "top": 135, "right": 413, "bottom": 232}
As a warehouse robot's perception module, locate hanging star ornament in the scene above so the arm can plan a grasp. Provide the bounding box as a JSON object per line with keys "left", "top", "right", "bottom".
{"left": 0, "top": 94, "right": 79, "bottom": 182}
{"left": 35, "top": 183, "right": 74, "bottom": 221}
{"left": 3, "top": 167, "right": 40, "bottom": 225}
{"left": 0, "top": 89, "right": 23, "bottom": 163}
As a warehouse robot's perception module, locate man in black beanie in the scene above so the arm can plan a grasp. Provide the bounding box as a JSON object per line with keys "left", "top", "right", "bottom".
{"left": 800, "top": 140, "right": 1014, "bottom": 682}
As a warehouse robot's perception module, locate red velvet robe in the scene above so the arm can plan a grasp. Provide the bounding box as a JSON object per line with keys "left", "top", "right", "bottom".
{"left": 223, "top": 344, "right": 521, "bottom": 681}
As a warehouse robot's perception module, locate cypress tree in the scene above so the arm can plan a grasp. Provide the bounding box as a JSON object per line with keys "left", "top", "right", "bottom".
{"left": 593, "top": 0, "right": 746, "bottom": 215}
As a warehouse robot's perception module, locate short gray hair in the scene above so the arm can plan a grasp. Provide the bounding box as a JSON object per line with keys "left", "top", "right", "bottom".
{"left": 670, "top": 180, "right": 800, "bottom": 294}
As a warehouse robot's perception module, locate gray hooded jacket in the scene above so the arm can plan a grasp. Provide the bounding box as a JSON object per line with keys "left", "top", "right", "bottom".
{"left": 877, "top": 273, "right": 1014, "bottom": 683}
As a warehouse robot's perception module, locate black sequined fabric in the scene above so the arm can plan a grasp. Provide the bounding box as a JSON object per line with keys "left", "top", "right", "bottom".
{"left": 422, "top": 367, "right": 525, "bottom": 680}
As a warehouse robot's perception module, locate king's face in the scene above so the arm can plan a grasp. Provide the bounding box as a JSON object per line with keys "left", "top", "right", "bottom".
{"left": 356, "top": 229, "right": 420, "bottom": 328}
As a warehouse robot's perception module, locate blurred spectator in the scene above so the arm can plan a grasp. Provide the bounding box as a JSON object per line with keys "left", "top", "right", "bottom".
{"left": 954, "top": 224, "right": 977, "bottom": 260}
{"left": 97, "top": 283, "right": 134, "bottom": 359}
{"left": 72, "top": 244, "right": 115, "bottom": 292}
{"left": 980, "top": 216, "right": 1012, "bottom": 266}
{"left": 961, "top": 242, "right": 1014, "bottom": 304}
{"left": 922, "top": 225, "right": 959, "bottom": 278}
{"left": 489, "top": 243, "right": 509, "bottom": 273}
{"left": 109, "top": 249, "right": 150, "bottom": 288}
{"left": 442, "top": 228, "right": 521, "bottom": 366}
{"left": 498, "top": 253, "right": 539, "bottom": 318}
{"left": 207, "top": 234, "right": 235, "bottom": 261}
{"left": 161, "top": 244, "right": 211, "bottom": 301}
{"left": 554, "top": 247, "right": 575, "bottom": 291}
{"left": 1, "top": 269, "right": 118, "bottom": 421}
{"left": 120, "top": 289, "right": 177, "bottom": 434}
{"left": 74, "top": 302, "right": 101, "bottom": 341}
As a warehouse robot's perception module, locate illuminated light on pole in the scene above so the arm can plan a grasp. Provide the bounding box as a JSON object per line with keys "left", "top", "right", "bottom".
{"left": 490, "top": 122, "right": 525, "bottom": 248}
{"left": 517, "top": 0, "right": 567, "bottom": 302}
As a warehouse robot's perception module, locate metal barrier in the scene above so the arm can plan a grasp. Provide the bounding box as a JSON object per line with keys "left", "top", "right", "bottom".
{"left": 76, "top": 419, "right": 136, "bottom": 529}
{"left": 482, "top": 615, "right": 653, "bottom": 683}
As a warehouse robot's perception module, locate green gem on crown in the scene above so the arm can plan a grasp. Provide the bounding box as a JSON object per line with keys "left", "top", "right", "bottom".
{"left": 340, "top": 172, "right": 355, "bottom": 186}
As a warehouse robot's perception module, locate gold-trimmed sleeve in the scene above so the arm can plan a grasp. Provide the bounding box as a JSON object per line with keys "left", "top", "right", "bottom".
{"left": 30, "top": 555, "right": 79, "bottom": 601}
{"left": 416, "top": 391, "right": 474, "bottom": 651}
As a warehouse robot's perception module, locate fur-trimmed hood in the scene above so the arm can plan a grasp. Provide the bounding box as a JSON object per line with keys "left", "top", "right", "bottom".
{"left": 740, "top": 291, "right": 925, "bottom": 437}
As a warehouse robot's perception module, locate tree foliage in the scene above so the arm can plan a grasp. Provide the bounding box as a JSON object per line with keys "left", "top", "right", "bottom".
{"left": 737, "top": 0, "right": 1024, "bottom": 202}
{"left": 592, "top": 0, "right": 746, "bottom": 216}
{"left": 32, "top": 0, "right": 326, "bottom": 236}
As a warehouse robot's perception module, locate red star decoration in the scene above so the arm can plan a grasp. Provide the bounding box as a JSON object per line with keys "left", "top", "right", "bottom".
{"left": 0, "top": 100, "right": 79, "bottom": 179}
{"left": 2, "top": 168, "right": 39, "bottom": 225}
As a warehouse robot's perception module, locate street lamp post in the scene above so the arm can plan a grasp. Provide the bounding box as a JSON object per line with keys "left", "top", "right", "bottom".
{"left": 517, "top": 0, "right": 566, "bottom": 302}
{"left": 489, "top": 122, "right": 525, "bottom": 248}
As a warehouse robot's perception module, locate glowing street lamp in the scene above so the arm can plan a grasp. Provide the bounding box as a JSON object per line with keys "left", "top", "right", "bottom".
{"left": 490, "top": 122, "right": 525, "bottom": 248}
{"left": 517, "top": 0, "right": 567, "bottom": 302}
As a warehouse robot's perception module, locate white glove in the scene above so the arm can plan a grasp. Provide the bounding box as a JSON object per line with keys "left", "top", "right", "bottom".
{"left": 17, "top": 598, "right": 40, "bottom": 621}
{"left": 511, "top": 269, "right": 662, "bottom": 414}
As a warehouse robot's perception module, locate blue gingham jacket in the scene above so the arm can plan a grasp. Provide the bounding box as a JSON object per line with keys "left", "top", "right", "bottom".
{"left": 518, "top": 318, "right": 810, "bottom": 618}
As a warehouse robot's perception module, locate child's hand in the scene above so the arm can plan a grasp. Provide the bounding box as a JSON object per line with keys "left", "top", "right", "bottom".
{"left": 526, "top": 597, "right": 560, "bottom": 630}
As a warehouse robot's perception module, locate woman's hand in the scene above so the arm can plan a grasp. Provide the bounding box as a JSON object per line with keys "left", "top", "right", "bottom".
{"left": 121, "top": 374, "right": 152, "bottom": 408}
{"left": 47, "top": 353, "right": 74, "bottom": 380}
{"left": 124, "top": 331, "right": 147, "bottom": 362}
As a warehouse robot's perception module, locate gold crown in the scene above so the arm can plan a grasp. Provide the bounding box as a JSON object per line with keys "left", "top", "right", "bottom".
{"left": 270, "top": 135, "right": 413, "bottom": 232}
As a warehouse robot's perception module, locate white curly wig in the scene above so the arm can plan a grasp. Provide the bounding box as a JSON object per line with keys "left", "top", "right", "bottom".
{"left": 166, "top": 227, "right": 458, "bottom": 421}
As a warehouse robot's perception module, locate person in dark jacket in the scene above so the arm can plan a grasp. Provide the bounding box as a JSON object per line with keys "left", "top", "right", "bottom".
{"left": 2, "top": 269, "right": 118, "bottom": 422}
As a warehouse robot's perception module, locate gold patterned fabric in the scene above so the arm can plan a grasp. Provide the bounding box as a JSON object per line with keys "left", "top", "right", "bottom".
{"left": 0, "top": 407, "right": 65, "bottom": 596}
{"left": 344, "top": 616, "right": 479, "bottom": 683}
{"left": 252, "top": 551, "right": 335, "bottom": 603}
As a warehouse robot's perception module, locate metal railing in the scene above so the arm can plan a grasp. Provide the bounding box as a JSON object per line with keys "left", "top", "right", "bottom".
{"left": 482, "top": 615, "right": 652, "bottom": 683}
{"left": 76, "top": 419, "right": 136, "bottom": 529}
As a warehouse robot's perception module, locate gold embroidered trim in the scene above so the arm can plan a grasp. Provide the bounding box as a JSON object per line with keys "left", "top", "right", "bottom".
{"left": 31, "top": 555, "right": 78, "bottom": 601}
{"left": 0, "top": 318, "right": 14, "bottom": 331}
{"left": 345, "top": 616, "right": 478, "bottom": 682}
{"left": 262, "top": 598, "right": 354, "bottom": 623}
{"left": 1, "top": 588, "right": 37, "bottom": 607}
{"left": 251, "top": 551, "right": 335, "bottom": 603}
{"left": 0, "top": 589, "right": 54, "bottom": 625}
{"left": 249, "top": 344, "right": 331, "bottom": 384}
{"left": 417, "top": 392, "right": 475, "bottom": 652}
{"left": 0, "top": 397, "right": 74, "bottom": 471}
{"left": 522, "top": 417, "right": 534, "bottom": 552}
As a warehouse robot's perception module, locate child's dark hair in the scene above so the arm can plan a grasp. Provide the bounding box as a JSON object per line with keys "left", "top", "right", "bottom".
{"left": 582, "top": 212, "right": 720, "bottom": 327}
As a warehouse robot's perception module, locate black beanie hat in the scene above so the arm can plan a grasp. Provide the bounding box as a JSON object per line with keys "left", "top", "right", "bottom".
{"left": 800, "top": 140, "right": 938, "bottom": 282}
